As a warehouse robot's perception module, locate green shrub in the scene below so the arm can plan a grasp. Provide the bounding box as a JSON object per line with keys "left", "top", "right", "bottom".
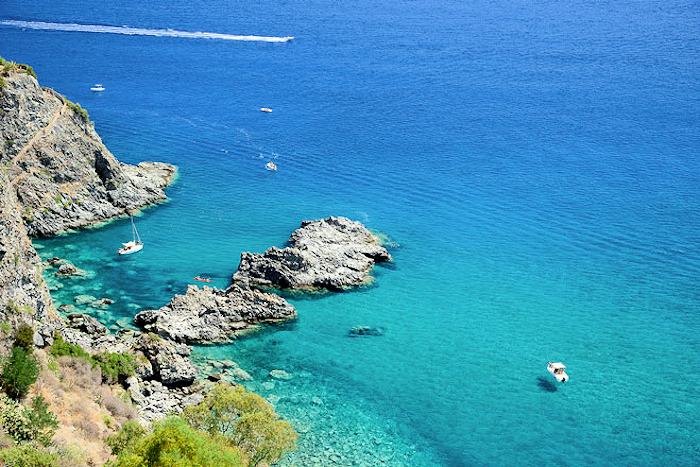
{"left": 0, "top": 76, "right": 5, "bottom": 89}
{"left": 66, "top": 101, "right": 89, "bottom": 122}
{"left": 5, "top": 300, "right": 21, "bottom": 316}
{"left": 13, "top": 325, "right": 34, "bottom": 351}
{"left": 183, "top": 383, "right": 297, "bottom": 466}
{"left": 106, "top": 420, "right": 147, "bottom": 456}
{"left": 1, "top": 347, "right": 38, "bottom": 400}
{"left": 0, "top": 443, "right": 58, "bottom": 467}
{"left": 49, "top": 336, "right": 90, "bottom": 361}
{"left": 107, "top": 417, "right": 245, "bottom": 467}
{"left": 15, "top": 64, "right": 36, "bottom": 79}
{"left": 93, "top": 353, "right": 137, "bottom": 384}
{"left": 0, "top": 395, "right": 56, "bottom": 446}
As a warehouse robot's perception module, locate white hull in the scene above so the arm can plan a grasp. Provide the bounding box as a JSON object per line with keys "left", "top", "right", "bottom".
{"left": 118, "top": 244, "right": 143, "bottom": 255}
{"left": 547, "top": 362, "right": 569, "bottom": 382}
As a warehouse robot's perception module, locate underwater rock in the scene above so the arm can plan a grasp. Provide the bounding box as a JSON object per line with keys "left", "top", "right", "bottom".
{"left": 270, "top": 369, "right": 292, "bottom": 380}
{"left": 92, "top": 297, "right": 114, "bottom": 308}
{"left": 208, "top": 373, "right": 223, "bottom": 382}
{"left": 234, "top": 216, "right": 391, "bottom": 291}
{"left": 348, "top": 326, "right": 385, "bottom": 337}
{"left": 134, "top": 284, "right": 296, "bottom": 344}
{"left": 74, "top": 294, "right": 97, "bottom": 305}
{"left": 230, "top": 367, "right": 253, "bottom": 381}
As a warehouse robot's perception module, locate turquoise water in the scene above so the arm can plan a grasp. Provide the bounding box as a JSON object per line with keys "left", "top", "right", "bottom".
{"left": 3, "top": 0, "right": 700, "bottom": 464}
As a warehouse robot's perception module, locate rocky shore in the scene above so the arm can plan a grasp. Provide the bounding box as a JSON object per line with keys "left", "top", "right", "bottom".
{"left": 1, "top": 70, "right": 176, "bottom": 237}
{"left": 234, "top": 216, "right": 391, "bottom": 291}
{"left": 1, "top": 65, "right": 394, "bottom": 429}
{"left": 134, "top": 284, "right": 296, "bottom": 344}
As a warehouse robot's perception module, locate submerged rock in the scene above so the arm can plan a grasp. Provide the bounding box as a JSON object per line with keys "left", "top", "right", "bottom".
{"left": 74, "top": 294, "right": 97, "bottom": 305}
{"left": 234, "top": 216, "right": 391, "bottom": 291}
{"left": 348, "top": 326, "right": 385, "bottom": 337}
{"left": 134, "top": 284, "right": 296, "bottom": 344}
{"left": 269, "top": 369, "right": 292, "bottom": 380}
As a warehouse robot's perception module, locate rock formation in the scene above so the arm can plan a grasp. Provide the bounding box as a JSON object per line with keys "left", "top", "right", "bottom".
{"left": 1, "top": 70, "right": 176, "bottom": 237}
{"left": 234, "top": 216, "right": 391, "bottom": 291}
{"left": 134, "top": 284, "right": 296, "bottom": 344}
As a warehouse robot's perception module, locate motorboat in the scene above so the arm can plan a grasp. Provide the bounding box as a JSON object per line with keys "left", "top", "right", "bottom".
{"left": 117, "top": 216, "right": 143, "bottom": 255}
{"left": 547, "top": 362, "right": 569, "bottom": 383}
{"left": 265, "top": 161, "right": 278, "bottom": 171}
{"left": 194, "top": 275, "right": 212, "bottom": 283}
{"left": 259, "top": 107, "right": 272, "bottom": 113}
{"left": 90, "top": 83, "right": 105, "bottom": 92}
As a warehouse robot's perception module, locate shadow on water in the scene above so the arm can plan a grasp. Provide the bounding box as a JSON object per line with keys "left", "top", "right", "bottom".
{"left": 536, "top": 376, "right": 558, "bottom": 393}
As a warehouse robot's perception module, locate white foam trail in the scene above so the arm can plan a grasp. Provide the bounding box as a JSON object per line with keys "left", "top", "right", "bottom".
{"left": 0, "top": 20, "right": 294, "bottom": 43}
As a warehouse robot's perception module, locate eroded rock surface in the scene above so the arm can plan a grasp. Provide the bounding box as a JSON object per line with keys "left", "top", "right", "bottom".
{"left": 1, "top": 71, "right": 176, "bottom": 236}
{"left": 234, "top": 216, "right": 391, "bottom": 291}
{"left": 134, "top": 284, "right": 296, "bottom": 344}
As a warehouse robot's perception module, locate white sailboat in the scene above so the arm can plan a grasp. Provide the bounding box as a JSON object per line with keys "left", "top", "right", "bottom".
{"left": 117, "top": 216, "right": 143, "bottom": 255}
{"left": 90, "top": 83, "right": 105, "bottom": 92}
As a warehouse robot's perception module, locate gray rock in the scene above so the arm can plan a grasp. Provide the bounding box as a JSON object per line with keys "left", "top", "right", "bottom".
{"left": 137, "top": 334, "right": 198, "bottom": 387}
{"left": 55, "top": 262, "right": 85, "bottom": 277}
{"left": 349, "top": 326, "right": 385, "bottom": 337}
{"left": 1, "top": 72, "right": 177, "bottom": 237}
{"left": 134, "top": 284, "right": 296, "bottom": 344}
{"left": 234, "top": 217, "right": 391, "bottom": 291}
{"left": 66, "top": 313, "right": 107, "bottom": 335}
{"left": 57, "top": 304, "right": 76, "bottom": 313}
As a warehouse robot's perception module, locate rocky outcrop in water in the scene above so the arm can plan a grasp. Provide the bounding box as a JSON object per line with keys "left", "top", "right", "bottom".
{"left": 234, "top": 216, "right": 391, "bottom": 291}
{"left": 134, "top": 284, "right": 296, "bottom": 344}
{"left": 1, "top": 70, "right": 176, "bottom": 237}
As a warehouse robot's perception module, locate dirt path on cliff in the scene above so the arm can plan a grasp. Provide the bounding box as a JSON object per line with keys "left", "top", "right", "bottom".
{"left": 10, "top": 92, "right": 67, "bottom": 186}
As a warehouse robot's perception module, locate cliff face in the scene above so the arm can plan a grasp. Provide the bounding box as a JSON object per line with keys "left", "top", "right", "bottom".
{"left": 0, "top": 66, "right": 175, "bottom": 343}
{"left": 0, "top": 168, "right": 60, "bottom": 347}
{"left": 0, "top": 71, "right": 175, "bottom": 237}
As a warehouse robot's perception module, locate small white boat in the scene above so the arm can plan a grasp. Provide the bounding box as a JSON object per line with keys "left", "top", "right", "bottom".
{"left": 259, "top": 107, "right": 273, "bottom": 113}
{"left": 117, "top": 216, "right": 143, "bottom": 255}
{"left": 265, "top": 161, "right": 278, "bottom": 171}
{"left": 547, "top": 362, "right": 569, "bottom": 383}
{"left": 90, "top": 83, "right": 105, "bottom": 92}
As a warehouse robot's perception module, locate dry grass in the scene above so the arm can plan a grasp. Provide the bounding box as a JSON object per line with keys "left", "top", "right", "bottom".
{"left": 31, "top": 351, "right": 137, "bottom": 466}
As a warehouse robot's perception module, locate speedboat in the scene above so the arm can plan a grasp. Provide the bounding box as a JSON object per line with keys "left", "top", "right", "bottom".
{"left": 547, "top": 362, "right": 569, "bottom": 383}
{"left": 265, "top": 161, "right": 278, "bottom": 171}
{"left": 259, "top": 107, "right": 272, "bottom": 113}
{"left": 117, "top": 216, "right": 143, "bottom": 255}
{"left": 90, "top": 83, "right": 105, "bottom": 92}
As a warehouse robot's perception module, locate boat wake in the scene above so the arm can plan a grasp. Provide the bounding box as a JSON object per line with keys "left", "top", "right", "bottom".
{"left": 0, "top": 20, "right": 294, "bottom": 43}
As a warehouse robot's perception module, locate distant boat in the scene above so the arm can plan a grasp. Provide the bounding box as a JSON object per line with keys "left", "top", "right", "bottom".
{"left": 259, "top": 107, "right": 272, "bottom": 113}
{"left": 90, "top": 83, "right": 105, "bottom": 92}
{"left": 117, "top": 216, "right": 143, "bottom": 255}
{"left": 194, "top": 275, "right": 212, "bottom": 283}
{"left": 547, "top": 361, "right": 569, "bottom": 383}
{"left": 265, "top": 161, "right": 278, "bottom": 171}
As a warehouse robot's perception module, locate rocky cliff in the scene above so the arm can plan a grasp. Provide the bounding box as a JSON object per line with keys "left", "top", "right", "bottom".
{"left": 1, "top": 69, "right": 176, "bottom": 237}
{"left": 0, "top": 168, "right": 61, "bottom": 348}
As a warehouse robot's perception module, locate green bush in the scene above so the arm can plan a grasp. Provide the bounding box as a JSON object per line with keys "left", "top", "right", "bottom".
{"left": 183, "top": 383, "right": 297, "bottom": 466}
{"left": 93, "top": 352, "right": 137, "bottom": 384}
{"left": 0, "top": 443, "right": 58, "bottom": 467}
{"left": 1, "top": 347, "right": 38, "bottom": 400}
{"left": 66, "top": 101, "right": 89, "bottom": 122}
{"left": 106, "top": 420, "right": 147, "bottom": 456}
{"left": 0, "top": 395, "right": 56, "bottom": 446}
{"left": 13, "top": 325, "right": 34, "bottom": 351}
{"left": 49, "top": 336, "right": 91, "bottom": 361}
{"left": 107, "top": 417, "right": 245, "bottom": 467}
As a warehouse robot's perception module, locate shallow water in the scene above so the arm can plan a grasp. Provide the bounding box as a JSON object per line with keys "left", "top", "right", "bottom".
{"left": 4, "top": 0, "right": 700, "bottom": 464}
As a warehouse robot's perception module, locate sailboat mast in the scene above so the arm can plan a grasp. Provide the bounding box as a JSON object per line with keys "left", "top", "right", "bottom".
{"left": 131, "top": 216, "right": 142, "bottom": 244}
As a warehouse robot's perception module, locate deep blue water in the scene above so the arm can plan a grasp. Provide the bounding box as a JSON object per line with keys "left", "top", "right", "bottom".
{"left": 2, "top": 0, "right": 700, "bottom": 465}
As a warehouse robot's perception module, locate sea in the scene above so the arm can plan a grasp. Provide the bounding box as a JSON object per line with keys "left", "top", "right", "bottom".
{"left": 1, "top": 0, "right": 699, "bottom": 465}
